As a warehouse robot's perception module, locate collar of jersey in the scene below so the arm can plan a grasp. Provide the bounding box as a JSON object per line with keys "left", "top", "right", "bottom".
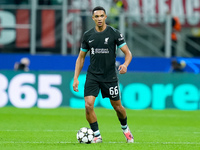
{"left": 94, "top": 25, "right": 108, "bottom": 33}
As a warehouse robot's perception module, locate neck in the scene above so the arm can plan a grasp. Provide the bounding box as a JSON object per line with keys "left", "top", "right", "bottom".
{"left": 95, "top": 24, "right": 107, "bottom": 32}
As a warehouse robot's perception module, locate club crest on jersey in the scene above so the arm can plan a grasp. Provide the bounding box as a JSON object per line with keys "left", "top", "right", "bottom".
{"left": 104, "top": 37, "right": 109, "bottom": 44}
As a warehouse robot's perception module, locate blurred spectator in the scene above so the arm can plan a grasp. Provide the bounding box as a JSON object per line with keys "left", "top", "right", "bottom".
{"left": 14, "top": 57, "right": 30, "bottom": 72}
{"left": 171, "top": 16, "right": 181, "bottom": 56}
{"left": 109, "top": 0, "right": 124, "bottom": 29}
{"left": 110, "top": 0, "right": 124, "bottom": 13}
{"left": 161, "top": 14, "right": 181, "bottom": 57}
{"left": 170, "top": 59, "right": 186, "bottom": 73}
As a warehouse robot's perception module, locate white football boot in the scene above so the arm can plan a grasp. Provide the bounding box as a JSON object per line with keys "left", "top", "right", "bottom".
{"left": 123, "top": 126, "right": 134, "bottom": 143}
{"left": 91, "top": 136, "right": 102, "bottom": 143}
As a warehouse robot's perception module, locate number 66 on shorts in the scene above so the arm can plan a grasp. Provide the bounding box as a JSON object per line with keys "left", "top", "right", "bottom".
{"left": 84, "top": 80, "right": 120, "bottom": 101}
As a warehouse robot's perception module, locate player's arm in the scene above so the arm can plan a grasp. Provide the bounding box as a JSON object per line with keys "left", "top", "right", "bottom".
{"left": 73, "top": 50, "right": 87, "bottom": 92}
{"left": 118, "top": 44, "right": 132, "bottom": 74}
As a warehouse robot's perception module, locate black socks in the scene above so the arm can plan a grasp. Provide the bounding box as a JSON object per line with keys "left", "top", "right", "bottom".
{"left": 90, "top": 121, "right": 101, "bottom": 137}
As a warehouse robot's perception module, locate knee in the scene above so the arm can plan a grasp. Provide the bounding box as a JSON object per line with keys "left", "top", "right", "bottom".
{"left": 85, "top": 101, "right": 94, "bottom": 113}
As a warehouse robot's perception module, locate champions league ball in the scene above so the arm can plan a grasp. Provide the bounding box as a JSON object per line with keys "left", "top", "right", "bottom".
{"left": 76, "top": 127, "right": 94, "bottom": 144}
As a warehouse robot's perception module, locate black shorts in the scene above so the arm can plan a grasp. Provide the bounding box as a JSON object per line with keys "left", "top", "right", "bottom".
{"left": 84, "top": 79, "right": 121, "bottom": 101}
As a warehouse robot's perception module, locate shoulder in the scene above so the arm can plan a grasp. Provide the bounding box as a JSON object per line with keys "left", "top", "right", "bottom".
{"left": 83, "top": 27, "right": 95, "bottom": 37}
{"left": 107, "top": 25, "right": 120, "bottom": 33}
{"left": 107, "top": 25, "right": 122, "bottom": 36}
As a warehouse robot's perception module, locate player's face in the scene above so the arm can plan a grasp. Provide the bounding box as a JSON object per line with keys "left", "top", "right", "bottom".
{"left": 92, "top": 10, "right": 107, "bottom": 27}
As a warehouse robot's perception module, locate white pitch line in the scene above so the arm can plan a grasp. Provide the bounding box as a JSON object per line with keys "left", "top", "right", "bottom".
{"left": 1, "top": 141, "right": 200, "bottom": 145}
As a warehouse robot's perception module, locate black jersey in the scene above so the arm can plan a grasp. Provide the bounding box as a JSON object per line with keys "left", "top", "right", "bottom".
{"left": 81, "top": 25, "right": 126, "bottom": 82}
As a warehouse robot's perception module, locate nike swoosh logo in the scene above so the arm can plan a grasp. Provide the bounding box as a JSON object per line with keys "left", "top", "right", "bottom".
{"left": 89, "top": 40, "right": 94, "bottom": 43}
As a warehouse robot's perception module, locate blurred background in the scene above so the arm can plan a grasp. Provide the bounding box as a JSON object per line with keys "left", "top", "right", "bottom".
{"left": 0, "top": 0, "right": 200, "bottom": 56}
{"left": 0, "top": 0, "right": 200, "bottom": 73}
{"left": 0, "top": 0, "right": 200, "bottom": 109}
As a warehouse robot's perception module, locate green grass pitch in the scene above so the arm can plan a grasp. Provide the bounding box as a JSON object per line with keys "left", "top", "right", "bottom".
{"left": 0, "top": 107, "right": 199, "bottom": 150}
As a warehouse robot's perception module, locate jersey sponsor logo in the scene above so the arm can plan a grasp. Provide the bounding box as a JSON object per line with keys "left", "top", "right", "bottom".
{"left": 89, "top": 39, "right": 94, "bottom": 43}
{"left": 91, "top": 47, "right": 109, "bottom": 55}
{"left": 90, "top": 47, "right": 109, "bottom": 55}
{"left": 104, "top": 37, "right": 109, "bottom": 44}
{"left": 95, "top": 48, "right": 109, "bottom": 54}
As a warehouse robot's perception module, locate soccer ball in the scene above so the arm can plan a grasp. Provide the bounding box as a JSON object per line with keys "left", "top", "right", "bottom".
{"left": 76, "top": 127, "right": 94, "bottom": 144}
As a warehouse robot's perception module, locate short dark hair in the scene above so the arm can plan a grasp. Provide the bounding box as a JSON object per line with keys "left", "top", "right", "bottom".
{"left": 92, "top": 6, "right": 106, "bottom": 15}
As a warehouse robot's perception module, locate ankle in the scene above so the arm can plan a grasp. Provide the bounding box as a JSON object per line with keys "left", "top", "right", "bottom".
{"left": 94, "top": 130, "right": 101, "bottom": 137}
{"left": 121, "top": 124, "right": 128, "bottom": 130}
{"left": 122, "top": 125, "right": 129, "bottom": 133}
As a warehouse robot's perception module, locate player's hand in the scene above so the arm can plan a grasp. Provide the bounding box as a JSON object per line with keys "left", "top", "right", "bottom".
{"left": 73, "top": 78, "right": 79, "bottom": 92}
{"left": 118, "top": 64, "right": 127, "bottom": 74}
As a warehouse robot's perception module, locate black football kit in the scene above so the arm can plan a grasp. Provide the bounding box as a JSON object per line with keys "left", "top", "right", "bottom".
{"left": 81, "top": 25, "right": 126, "bottom": 100}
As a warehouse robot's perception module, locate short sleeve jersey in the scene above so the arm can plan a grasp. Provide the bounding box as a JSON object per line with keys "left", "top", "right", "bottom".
{"left": 81, "top": 25, "right": 126, "bottom": 82}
